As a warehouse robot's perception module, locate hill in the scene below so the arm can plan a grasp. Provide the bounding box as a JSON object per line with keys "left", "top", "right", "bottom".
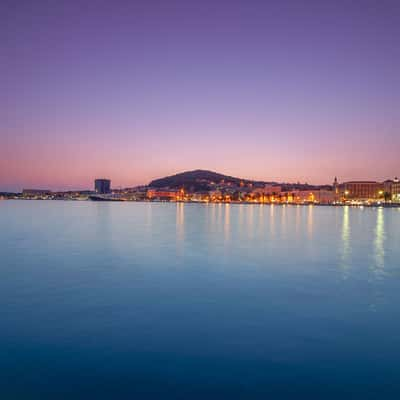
{"left": 148, "top": 169, "right": 264, "bottom": 191}
{"left": 148, "top": 169, "right": 331, "bottom": 192}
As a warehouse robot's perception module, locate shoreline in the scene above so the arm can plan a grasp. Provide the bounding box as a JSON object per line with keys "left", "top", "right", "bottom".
{"left": 2, "top": 198, "right": 400, "bottom": 208}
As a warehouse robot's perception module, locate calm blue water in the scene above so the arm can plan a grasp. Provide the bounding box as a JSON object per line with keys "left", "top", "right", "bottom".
{"left": 1, "top": 201, "right": 400, "bottom": 399}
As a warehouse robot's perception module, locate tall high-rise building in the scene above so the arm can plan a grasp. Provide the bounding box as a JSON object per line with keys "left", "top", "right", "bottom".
{"left": 95, "top": 179, "right": 111, "bottom": 194}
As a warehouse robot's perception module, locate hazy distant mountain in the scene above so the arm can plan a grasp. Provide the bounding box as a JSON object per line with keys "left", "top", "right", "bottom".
{"left": 149, "top": 169, "right": 266, "bottom": 191}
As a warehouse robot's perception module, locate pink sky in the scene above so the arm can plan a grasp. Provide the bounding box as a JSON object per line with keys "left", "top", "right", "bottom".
{"left": 1, "top": 1, "right": 399, "bottom": 191}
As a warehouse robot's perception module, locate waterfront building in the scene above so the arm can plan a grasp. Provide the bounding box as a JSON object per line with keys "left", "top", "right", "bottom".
{"left": 208, "top": 190, "right": 224, "bottom": 202}
{"left": 147, "top": 189, "right": 178, "bottom": 201}
{"left": 263, "top": 185, "right": 282, "bottom": 195}
{"left": 283, "top": 189, "right": 335, "bottom": 204}
{"left": 94, "top": 179, "right": 111, "bottom": 194}
{"left": 191, "top": 191, "right": 210, "bottom": 202}
{"left": 22, "top": 189, "right": 52, "bottom": 195}
{"left": 383, "top": 179, "right": 393, "bottom": 196}
{"left": 392, "top": 178, "right": 400, "bottom": 203}
{"left": 341, "top": 181, "right": 383, "bottom": 201}
{"left": 309, "top": 189, "right": 335, "bottom": 204}
{"left": 22, "top": 189, "right": 52, "bottom": 199}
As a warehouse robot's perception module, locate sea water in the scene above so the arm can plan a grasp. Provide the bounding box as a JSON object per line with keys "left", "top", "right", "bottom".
{"left": 1, "top": 201, "right": 399, "bottom": 399}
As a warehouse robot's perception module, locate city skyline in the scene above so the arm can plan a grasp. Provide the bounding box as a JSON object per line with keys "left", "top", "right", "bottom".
{"left": 2, "top": 166, "right": 400, "bottom": 193}
{"left": 1, "top": 0, "right": 400, "bottom": 191}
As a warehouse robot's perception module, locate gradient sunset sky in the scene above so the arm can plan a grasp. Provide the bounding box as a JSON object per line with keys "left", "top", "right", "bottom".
{"left": 1, "top": 0, "right": 399, "bottom": 191}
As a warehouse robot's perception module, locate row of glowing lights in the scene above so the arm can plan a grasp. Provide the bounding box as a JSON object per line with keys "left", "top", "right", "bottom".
{"left": 10, "top": 189, "right": 399, "bottom": 203}
{"left": 344, "top": 190, "right": 385, "bottom": 196}
{"left": 162, "top": 190, "right": 398, "bottom": 203}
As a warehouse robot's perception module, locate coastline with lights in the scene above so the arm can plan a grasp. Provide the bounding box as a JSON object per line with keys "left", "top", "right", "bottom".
{"left": 1, "top": 170, "right": 400, "bottom": 206}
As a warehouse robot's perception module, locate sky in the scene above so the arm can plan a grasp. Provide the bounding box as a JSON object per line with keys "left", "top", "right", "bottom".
{"left": 1, "top": 0, "right": 399, "bottom": 191}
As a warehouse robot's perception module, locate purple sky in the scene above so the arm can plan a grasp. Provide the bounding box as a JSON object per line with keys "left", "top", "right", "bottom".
{"left": 1, "top": 0, "right": 399, "bottom": 191}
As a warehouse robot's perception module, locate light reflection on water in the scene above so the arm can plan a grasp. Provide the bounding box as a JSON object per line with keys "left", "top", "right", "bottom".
{"left": 224, "top": 203, "right": 230, "bottom": 245}
{"left": 307, "top": 205, "right": 313, "bottom": 239}
{"left": 373, "top": 207, "right": 385, "bottom": 275}
{"left": 340, "top": 206, "right": 351, "bottom": 278}
{"left": 176, "top": 202, "right": 185, "bottom": 256}
{"left": 247, "top": 203, "right": 254, "bottom": 240}
{"left": 295, "top": 204, "right": 301, "bottom": 235}
{"left": 269, "top": 204, "right": 275, "bottom": 238}
{"left": 281, "top": 204, "right": 287, "bottom": 240}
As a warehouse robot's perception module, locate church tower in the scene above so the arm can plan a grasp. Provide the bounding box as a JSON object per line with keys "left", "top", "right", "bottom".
{"left": 333, "top": 177, "right": 339, "bottom": 195}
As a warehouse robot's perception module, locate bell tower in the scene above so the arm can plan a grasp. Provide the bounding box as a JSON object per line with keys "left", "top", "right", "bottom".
{"left": 333, "top": 177, "right": 339, "bottom": 198}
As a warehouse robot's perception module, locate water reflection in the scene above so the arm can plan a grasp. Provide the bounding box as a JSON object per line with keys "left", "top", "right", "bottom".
{"left": 373, "top": 207, "right": 385, "bottom": 276}
{"left": 94, "top": 202, "right": 111, "bottom": 233}
{"left": 257, "top": 204, "right": 264, "bottom": 236}
{"left": 340, "top": 206, "right": 351, "bottom": 277}
{"left": 281, "top": 205, "right": 287, "bottom": 240}
{"left": 210, "top": 203, "right": 216, "bottom": 228}
{"left": 93, "top": 203, "right": 112, "bottom": 258}
{"left": 269, "top": 204, "right": 275, "bottom": 238}
{"left": 145, "top": 203, "right": 152, "bottom": 235}
{"left": 368, "top": 208, "right": 386, "bottom": 310}
{"left": 176, "top": 203, "right": 185, "bottom": 254}
{"left": 217, "top": 203, "right": 223, "bottom": 227}
{"left": 295, "top": 205, "right": 301, "bottom": 235}
{"left": 238, "top": 204, "right": 244, "bottom": 235}
{"left": 224, "top": 203, "right": 230, "bottom": 244}
{"left": 307, "top": 205, "right": 314, "bottom": 239}
{"left": 247, "top": 204, "right": 254, "bottom": 240}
